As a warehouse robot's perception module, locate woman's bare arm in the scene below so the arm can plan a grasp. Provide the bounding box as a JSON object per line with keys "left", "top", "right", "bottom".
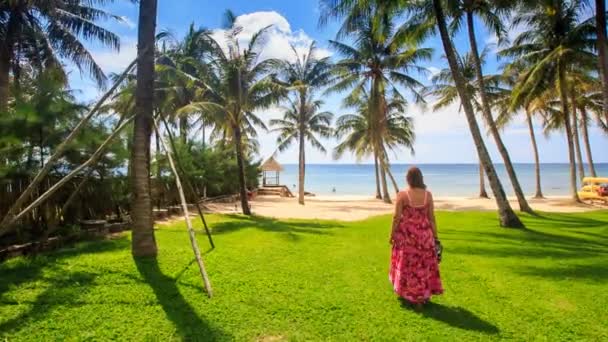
{"left": 428, "top": 192, "right": 438, "bottom": 239}
{"left": 390, "top": 193, "right": 404, "bottom": 243}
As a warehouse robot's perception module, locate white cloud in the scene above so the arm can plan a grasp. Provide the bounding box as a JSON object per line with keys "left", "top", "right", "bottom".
{"left": 210, "top": 11, "right": 332, "bottom": 63}
{"left": 90, "top": 37, "right": 138, "bottom": 74}
{"left": 426, "top": 66, "right": 441, "bottom": 81}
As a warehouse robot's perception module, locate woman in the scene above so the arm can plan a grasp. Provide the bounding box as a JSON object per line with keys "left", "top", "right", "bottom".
{"left": 389, "top": 167, "right": 443, "bottom": 309}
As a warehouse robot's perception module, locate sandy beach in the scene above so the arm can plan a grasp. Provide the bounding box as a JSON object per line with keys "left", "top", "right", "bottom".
{"left": 206, "top": 194, "right": 602, "bottom": 221}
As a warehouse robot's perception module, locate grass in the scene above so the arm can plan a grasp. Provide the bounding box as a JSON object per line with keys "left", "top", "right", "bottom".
{"left": 1, "top": 210, "right": 607, "bottom": 341}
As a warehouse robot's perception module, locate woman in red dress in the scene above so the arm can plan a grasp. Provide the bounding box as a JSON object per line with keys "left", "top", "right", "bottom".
{"left": 389, "top": 167, "right": 443, "bottom": 309}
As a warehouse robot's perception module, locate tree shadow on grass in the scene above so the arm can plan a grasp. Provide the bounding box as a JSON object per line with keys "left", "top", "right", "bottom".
{"left": 400, "top": 299, "right": 499, "bottom": 335}
{"left": 135, "top": 257, "right": 230, "bottom": 341}
{"left": 513, "top": 263, "right": 608, "bottom": 283}
{"left": 211, "top": 215, "right": 341, "bottom": 241}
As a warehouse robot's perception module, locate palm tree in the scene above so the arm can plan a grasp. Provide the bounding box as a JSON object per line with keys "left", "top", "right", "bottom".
{"left": 500, "top": 0, "right": 596, "bottom": 202}
{"left": 595, "top": 0, "right": 608, "bottom": 123}
{"left": 328, "top": 13, "right": 429, "bottom": 203}
{"left": 182, "top": 13, "right": 283, "bottom": 215}
{"left": 447, "top": 0, "right": 533, "bottom": 213}
{"left": 271, "top": 96, "right": 333, "bottom": 204}
{"left": 430, "top": 0, "right": 523, "bottom": 228}
{"left": 0, "top": 0, "right": 123, "bottom": 112}
{"left": 131, "top": 0, "right": 159, "bottom": 257}
{"left": 273, "top": 43, "right": 333, "bottom": 205}
{"left": 334, "top": 90, "right": 415, "bottom": 194}
{"left": 425, "top": 49, "right": 502, "bottom": 199}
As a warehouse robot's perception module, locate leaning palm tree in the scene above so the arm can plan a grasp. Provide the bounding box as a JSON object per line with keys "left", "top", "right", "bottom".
{"left": 273, "top": 42, "right": 333, "bottom": 204}
{"left": 271, "top": 96, "right": 333, "bottom": 204}
{"left": 328, "top": 13, "right": 429, "bottom": 203}
{"left": 0, "top": 0, "right": 124, "bottom": 112}
{"left": 131, "top": 0, "right": 159, "bottom": 257}
{"left": 500, "top": 0, "right": 596, "bottom": 202}
{"left": 428, "top": 0, "right": 523, "bottom": 227}
{"left": 181, "top": 12, "right": 283, "bottom": 215}
{"left": 425, "top": 49, "right": 502, "bottom": 199}
{"left": 447, "top": 0, "right": 533, "bottom": 213}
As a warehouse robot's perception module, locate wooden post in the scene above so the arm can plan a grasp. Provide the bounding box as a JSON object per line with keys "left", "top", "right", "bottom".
{"left": 155, "top": 120, "right": 213, "bottom": 297}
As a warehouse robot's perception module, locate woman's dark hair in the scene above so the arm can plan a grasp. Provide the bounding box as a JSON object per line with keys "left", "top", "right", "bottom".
{"left": 406, "top": 166, "right": 426, "bottom": 189}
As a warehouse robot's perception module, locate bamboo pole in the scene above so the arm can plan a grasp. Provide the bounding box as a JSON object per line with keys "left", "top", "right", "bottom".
{"left": 0, "top": 58, "right": 139, "bottom": 233}
{"left": 154, "top": 120, "right": 213, "bottom": 298}
{"left": 0, "top": 117, "right": 134, "bottom": 230}
{"left": 161, "top": 116, "right": 214, "bottom": 249}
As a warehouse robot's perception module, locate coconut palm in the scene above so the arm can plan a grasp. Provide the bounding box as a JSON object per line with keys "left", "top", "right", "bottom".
{"left": 334, "top": 89, "right": 415, "bottom": 194}
{"left": 180, "top": 12, "right": 283, "bottom": 215}
{"left": 270, "top": 96, "right": 333, "bottom": 203}
{"left": 595, "top": 0, "right": 608, "bottom": 123}
{"left": 427, "top": 0, "right": 523, "bottom": 227}
{"left": 328, "top": 13, "right": 429, "bottom": 203}
{"left": 131, "top": 0, "right": 159, "bottom": 257}
{"left": 273, "top": 42, "right": 333, "bottom": 205}
{"left": 500, "top": 0, "right": 596, "bottom": 201}
{"left": 425, "top": 48, "right": 503, "bottom": 199}
{"left": 446, "top": 0, "right": 533, "bottom": 213}
{"left": 0, "top": 0, "right": 124, "bottom": 112}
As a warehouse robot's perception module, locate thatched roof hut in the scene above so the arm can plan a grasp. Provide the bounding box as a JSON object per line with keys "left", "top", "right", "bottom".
{"left": 260, "top": 157, "right": 283, "bottom": 186}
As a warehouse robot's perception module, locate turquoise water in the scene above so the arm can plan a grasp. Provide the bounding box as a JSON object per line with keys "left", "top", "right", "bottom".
{"left": 276, "top": 163, "right": 608, "bottom": 197}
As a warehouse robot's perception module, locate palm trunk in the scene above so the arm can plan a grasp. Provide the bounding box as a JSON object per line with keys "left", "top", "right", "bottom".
{"left": 433, "top": 0, "right": 523, "bottom": 228}
{"left": 596, "top": 0, "right": 608, "bottom": 123}
{"left": 298, "top": 130, "right": 305, "bottom": 205}
{"left": 374, "top": 154, "right": 382, "bottom": 199}
{"left": 466, "top": 11, "right": 532, "bottom": 214}
{"left": 386, "top": 164, "right": 399, "bottom": 194}
{"left": 557, "top": 65, "right": 580, "bottom": 202}
{"left": 179, "top": 116, "right": 188, "bottom": 145}
{"left": 155, "top": 128, "right": 162, "bottom": 210}
{"left": 580, "top": 109, "right": 597, "bottom": 177}
{"left": 378, "top": 147, "right": 391, "bottom": 204}
{"left": 479, "top": 162, "right": 488, "bottom": 198}
{"left": 131, "top": 0, "right": 159, "bottom": 257}
{"left": 233, "top": 124, "right": 251, "bottom": 215}
{"left": 571, "top": 99, "right": 585, "bottom": 182}
{"left": 526, "top": 111, "right": 544, "bottom": 199}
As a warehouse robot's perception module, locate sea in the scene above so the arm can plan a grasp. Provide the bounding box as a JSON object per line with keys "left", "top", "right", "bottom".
{"left": 277, "top": 163, "right": 608, "bottom": 197}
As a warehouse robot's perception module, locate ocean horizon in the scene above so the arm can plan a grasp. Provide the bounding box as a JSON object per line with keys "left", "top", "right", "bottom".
{"left": 274, "top": 163, "right": 608, "bottom": 197}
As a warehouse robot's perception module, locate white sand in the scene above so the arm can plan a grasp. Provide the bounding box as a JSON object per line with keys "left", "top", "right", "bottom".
{"left": 206, "top": 194, "right": 601, "bottom": 221}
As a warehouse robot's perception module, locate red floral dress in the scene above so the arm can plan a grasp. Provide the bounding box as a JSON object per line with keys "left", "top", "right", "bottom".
{"left": 389, "top": 191, "right": 443, "bottom": 304}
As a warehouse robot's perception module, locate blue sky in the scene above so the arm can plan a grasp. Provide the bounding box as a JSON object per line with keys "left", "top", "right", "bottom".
{"left": 69, "top": 0, "right": 608, "bottom": 164}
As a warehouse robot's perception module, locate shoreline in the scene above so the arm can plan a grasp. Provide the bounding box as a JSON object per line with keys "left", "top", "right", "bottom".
{"left": 206, "top": 194, "right": 601, "bottom": 221}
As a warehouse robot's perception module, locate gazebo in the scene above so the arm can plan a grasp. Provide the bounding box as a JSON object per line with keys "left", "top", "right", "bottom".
{"left": 260, "top": 157, "right": 284, "bottom": 187}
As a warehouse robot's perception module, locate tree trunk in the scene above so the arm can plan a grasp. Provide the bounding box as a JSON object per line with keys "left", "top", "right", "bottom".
{"left": 155, "top": 121, "right": 213, "bottom": 297}
{"left": 580, "top": 109, "right": 597, "bottom": 177}
{"left": 479, "top": 162, "right": 488, "bottom": 198}
{"left": 526, "top": 111, "right": 544, "bottom": 199}
{"left": 131, "top": 0, "right": 159, "bottom": 258}
{"left": 155, "top": 128, "right": 162, "bottom": 210}
{"left": 179, "top": 115, "right": 188, "bottom": 145}
{"left": 557, "top": 65, "right": 580, "bottom": 202}
{"left": 596, "top": 0, "right": 608, "bottom": 123}
{"left": 233, "top": 124, "right": 251, "bottom": 215}
{"left": 378, "top": 149, "right": 391, "bottom": 204}
{"left": 374, "top": 154, "right": 382, "bottom": 199}
{"left": 0, "top": 45, "right": 10, "bottom": 114}
{"left": 571, "top": 99, "right": 585, "bottom": 182}
{"left": 298, "top": 130, "right": 305, "bottom": 205}
{"left": 433, "top": 0, "right": 523, "bottom": 228}
{"left": 387, "top": 164, "right": 400, "bottom": 194}
{"left": 466, "top": 11, "right": 533, "bottom": 213}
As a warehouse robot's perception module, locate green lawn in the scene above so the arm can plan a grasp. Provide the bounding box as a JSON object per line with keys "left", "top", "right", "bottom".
{"left": 1, "top": 210, "right": 607, "bottom": 341}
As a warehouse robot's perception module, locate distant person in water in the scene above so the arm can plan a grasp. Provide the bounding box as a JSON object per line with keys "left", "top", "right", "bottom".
{"left": 332, "top": 187, "right": 336, "bottom": 193}
{"left": 389, "top": 166, "right": 443, "bottom": 310}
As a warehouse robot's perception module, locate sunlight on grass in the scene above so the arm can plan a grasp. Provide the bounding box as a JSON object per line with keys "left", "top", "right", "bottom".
{"left": 1, "top": 211, "right": 607, "bottom": 340}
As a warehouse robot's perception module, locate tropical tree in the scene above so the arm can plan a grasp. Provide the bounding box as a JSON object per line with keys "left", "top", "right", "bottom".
{"left": 425, "top": 48, "right": 503, "bottom": 199}
{"left": 0, "top": 0, "right": 123, "bottom": 113}
{"left": 180, "top": 12, "right": 283, "bottom": 215}
{"left": 500, "top": 0, "right": 596, "bottom": 201}
{"left": 273, "top": 42, "right": 333, "bottom": 204}
{"left": 328, "top": 13, "right": 429, "bottom": 203}
{"left": 270, "top": 96, "right": 333, "bottom": 204}
{"left": 446, "top": 0, "right": 533, "bottom": 213}
{"left": 131, "top": 0, "right": 158, "bottom": 257}
{"left": 428, "top": 0, "right": 523, "bottom": 227}
{"left": 595, "top": 0, "right": 608, "bottom": 122}
{"left": 334, "top": 89, "right": 415, "bottom": 195}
